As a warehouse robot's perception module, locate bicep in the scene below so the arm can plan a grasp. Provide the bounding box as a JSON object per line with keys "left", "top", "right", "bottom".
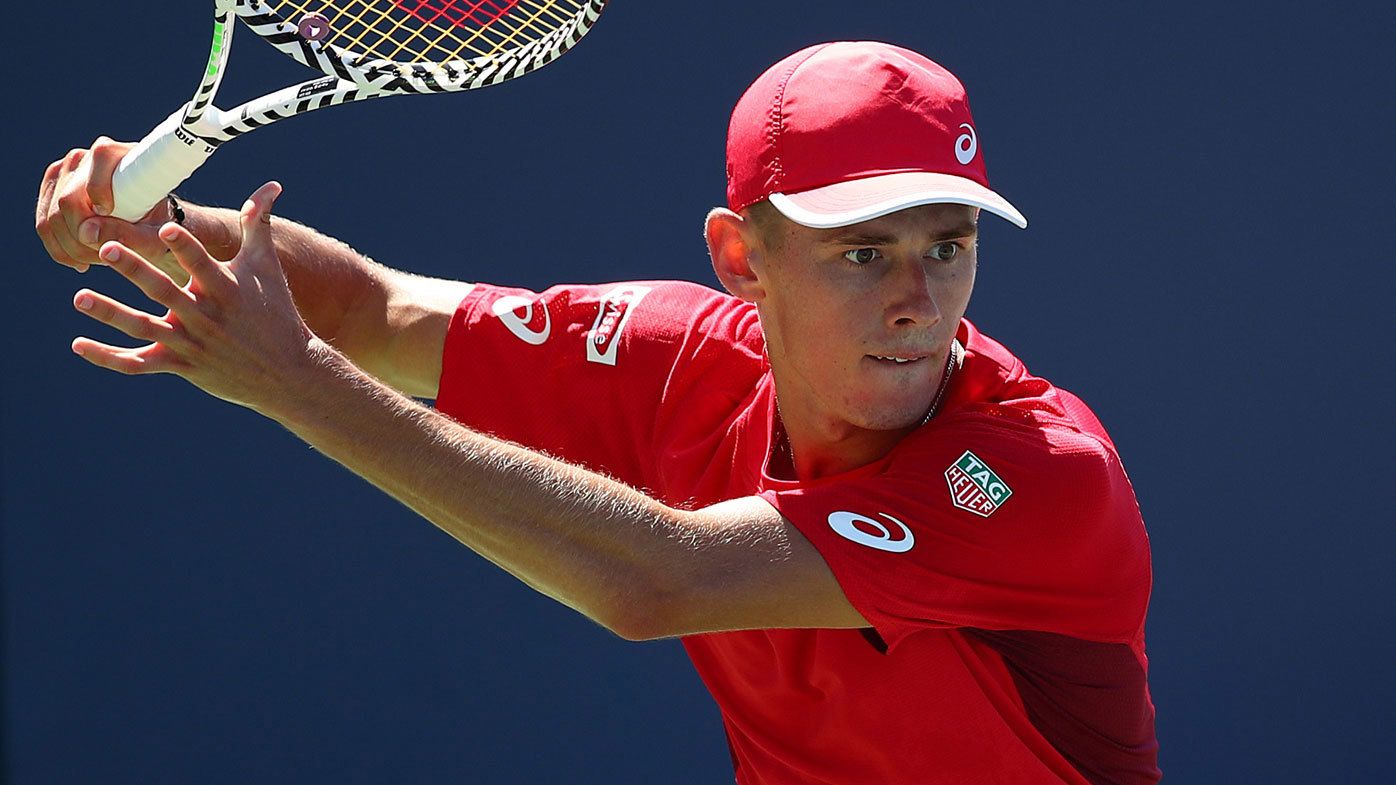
{"left": 346, "top": 265, "right": 474, "bottom": 399}
{"left": 660, "top": 496, "right": 870, "bottom": 636}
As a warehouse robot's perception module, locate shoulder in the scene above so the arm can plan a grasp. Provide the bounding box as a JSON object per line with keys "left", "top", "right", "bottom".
{"left": 898, "top": 317, "right": 1137, "bottom": 531}
{"left": 453, "top": 279, "right": 760, "bottom": 362}
{"left": 882, "top": 414, "right": 1150, "bottom": 637}
{"left": 889, "top": 322, "right": 1150, "bottom": 578}
{"left": 770, "top": 411, "right": 1151, "bottom": 643}
{"left": 898, "top": 411, "right": 1128, "bottom": 523}
{"left": 935, "top": 319, "right": 1131, "bottom": 501}
{"left": 555, "top": 280, "right": 769, "bottom": 380}
{"left": 615, "top": 280, "right": 763, "bottom": 350}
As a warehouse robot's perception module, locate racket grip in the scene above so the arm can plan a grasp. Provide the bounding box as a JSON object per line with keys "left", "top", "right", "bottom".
{"left": 110, "top": 105, "right": 218, "bottom": 222}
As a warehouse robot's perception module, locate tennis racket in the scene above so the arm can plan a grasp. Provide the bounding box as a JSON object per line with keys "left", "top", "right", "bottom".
{"left": 110, "top": 0, "right": 607, "bottom": 221}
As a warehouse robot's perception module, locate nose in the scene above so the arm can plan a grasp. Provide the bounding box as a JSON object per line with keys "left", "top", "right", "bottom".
{"left": 885, "top": 257, "right": 942, "bottom": 329}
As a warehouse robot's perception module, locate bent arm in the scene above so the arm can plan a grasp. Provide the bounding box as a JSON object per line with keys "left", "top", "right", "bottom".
{"left": 267, "top": 341, "right": 869, "bottom": 640}
{"left": 179, "top": 203, "right": 472, "bottom": 398}
{"left": 36, "top": 140, "right": 469, "bottom": 398}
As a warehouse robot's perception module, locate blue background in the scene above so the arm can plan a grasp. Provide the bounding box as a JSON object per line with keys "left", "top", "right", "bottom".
{"left": 5, "top": 2, "right": 1393, "bottom": 782}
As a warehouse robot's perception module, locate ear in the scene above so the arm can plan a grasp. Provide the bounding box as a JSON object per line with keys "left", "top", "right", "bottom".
{"left": 705, "top": 208, "right": 766, "bottom": 302}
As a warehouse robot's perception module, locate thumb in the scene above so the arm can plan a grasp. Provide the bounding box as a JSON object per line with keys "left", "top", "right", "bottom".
{"left": 86, "top": 137, "right": 135, "bottom": 217}
{"left": 238, "top": 181, "right": 283, "bottom": 255}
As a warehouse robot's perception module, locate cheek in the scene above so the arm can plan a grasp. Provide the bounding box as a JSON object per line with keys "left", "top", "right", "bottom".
{"left": 782, "top": 292, "right": 853, "bottom": 349}
{"left": 954, "top": 258, "right": 977, "bottom": 305}
{"left": 762, "top": 288, "right": 858, "bottom": 372}
{"left": 934, "top": 262, "right": 977, "bottom": 319}
{"left": 792, "top": 306, "right": 868, "bottom": 396}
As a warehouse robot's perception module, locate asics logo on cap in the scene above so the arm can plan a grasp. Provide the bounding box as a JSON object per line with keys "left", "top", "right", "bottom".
{"left": 955, "top": 123, "right": 977, "bottom": 165}
{"left": 827, "top": 511, "right": 915, "bottom": 553}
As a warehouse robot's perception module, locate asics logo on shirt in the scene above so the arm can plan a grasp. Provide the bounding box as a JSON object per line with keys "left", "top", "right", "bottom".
{"left": 586, "top": 284, "right": 652, "bottom": 366}
{"left": 827, "top": 511, "right": 915, "bottom": 553}
{"left": 955, "top": 123, "right": 977, "bottom": 165}
{"left": 491, "top": 295, "right": 551, "bottom": 345}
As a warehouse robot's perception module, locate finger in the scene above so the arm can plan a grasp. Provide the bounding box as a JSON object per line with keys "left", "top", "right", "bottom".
{"left": 55, "top": 147, "right": 85, "bottom": 177}
{"left": 37, "top": 150, "right": 92, "bottom": 271}
{"left": 158, "top": 222, "right": 231, "bottom": 297}
{"left": 239, "top": 181, "right": 283, "bottom": 252}
{"left": 79, "top": 216, "right": 169, "bottom": 258}
{"left": 86, "top": 137, "right": 133, "bottom": 218}
{"left": 59, "top": 151, "right": 98, "bottom": 242}
{"left": 82, "top": 216, "right": 192, "bottom": 287}
{"left": 36, "top": 158, "right": 62, "bottom": 230}
{"left": 73, "top": 289, "right": 198, "bottom": 353}
{"left": 51, "top": 150, "right": 106, "bottom": 270}
{"left": 71, "top": 337, "right": 186, "bottom": 376}
{"left": 37, "top": 164, "right": 89, "bottom": 272}
{"left": 98, "top": 242, "right": 197, "bottom": 316}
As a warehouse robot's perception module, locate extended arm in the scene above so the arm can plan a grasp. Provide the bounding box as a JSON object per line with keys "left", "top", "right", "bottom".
{"left": 35, "top": 139, "right": 469, "bottom": 397}
{"left": 67, "top": 182, "right": 869, "bottom": 640}
{"left": 269, "top": 343, "right": 868, "bottom": 639}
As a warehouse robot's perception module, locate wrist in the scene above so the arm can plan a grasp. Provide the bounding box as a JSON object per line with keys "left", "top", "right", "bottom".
{"left": 178, "top": 202, "right": 242, "bottom": 261}
{"left": 257, "top": 336, "right": 352, "bottom": 426}
{"left": 139, "top": 193, "right": 176, "bottom": 228}
{"left": 130, "top": 195, "right": 189, "bottom": 284}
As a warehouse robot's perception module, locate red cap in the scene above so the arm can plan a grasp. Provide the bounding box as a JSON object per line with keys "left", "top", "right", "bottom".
{"left": 726, "top": 42, "right": 1026, "bottom": 229}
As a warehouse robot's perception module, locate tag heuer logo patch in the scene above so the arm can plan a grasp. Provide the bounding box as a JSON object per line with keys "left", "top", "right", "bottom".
{"left": 944, "top": 451, "right": 1013, "bottom": 517}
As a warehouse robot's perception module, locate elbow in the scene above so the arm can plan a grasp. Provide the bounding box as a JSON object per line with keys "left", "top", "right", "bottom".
{"left": 592, "top": 508, "right": 717, "bottom": 642}
{"left": 607, "top": 617, "right": 668, "bottom": 643}
{"left": 594, "top": 577, "right": 691, "bottom": 643}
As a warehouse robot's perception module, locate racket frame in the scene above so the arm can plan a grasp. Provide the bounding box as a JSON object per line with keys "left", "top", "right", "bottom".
{"left": 109, "top": 0, "right": 606, "bottom": 220}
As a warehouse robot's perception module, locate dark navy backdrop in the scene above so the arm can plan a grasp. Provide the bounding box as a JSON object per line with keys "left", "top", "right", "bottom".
{"left": 5, "top": 2, "right": 1392, "bottom": 783}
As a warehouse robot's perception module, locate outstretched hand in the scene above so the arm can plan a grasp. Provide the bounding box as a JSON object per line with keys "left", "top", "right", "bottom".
{"left": 72, "top": 181, "right": 322, "bottom": 415}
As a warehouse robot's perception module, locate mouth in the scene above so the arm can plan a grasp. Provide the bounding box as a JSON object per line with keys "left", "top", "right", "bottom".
{"left": 867, "top": 354, "right": 929, "bottom": 365}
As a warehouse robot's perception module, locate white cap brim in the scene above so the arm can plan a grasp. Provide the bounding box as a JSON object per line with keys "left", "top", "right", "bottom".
{"left": 768, "top": 171, "right": 1027, "bottom": 229}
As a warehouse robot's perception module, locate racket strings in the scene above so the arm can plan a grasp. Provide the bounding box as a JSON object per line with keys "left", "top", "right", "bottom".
{"left": 400, "top": 1, "right": 519, "bottom": 28}
{"left": 268, "top": 0, "right": 582, "bottom": 64}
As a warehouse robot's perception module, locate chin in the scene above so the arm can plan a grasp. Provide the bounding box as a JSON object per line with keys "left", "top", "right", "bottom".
{"left": 846, "top": 402, "right": 933, "bottom": 432}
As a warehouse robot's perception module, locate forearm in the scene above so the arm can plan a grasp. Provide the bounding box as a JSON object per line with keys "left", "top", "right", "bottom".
{"left": 176, "top": 202, "right": 468, "bottom": 397}
{"left": 264, "top": 340, "right": 694, "bottom": 638}
{"left": 71, "top": 184, "right": 854, "bottom": 636}
{"left": 179, "top": 202, "right": 380, "bottom": 352}
{"left": 40, "top": 142, "right": 455, "bottom": 395}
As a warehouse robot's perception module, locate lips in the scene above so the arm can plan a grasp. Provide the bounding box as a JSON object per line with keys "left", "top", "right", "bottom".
{"left": 868, "top": 354, "right": 927, "bottom": 364}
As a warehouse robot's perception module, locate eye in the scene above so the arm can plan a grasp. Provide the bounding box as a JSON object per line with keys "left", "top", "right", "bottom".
{"left": 928, "top": 242, "right": 959, "bottom": 262}
{"left": 842, "top": 248, "right": 882, "bottom": 265}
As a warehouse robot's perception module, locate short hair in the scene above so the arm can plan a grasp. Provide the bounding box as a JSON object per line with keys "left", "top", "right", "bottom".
{"left": 741, "top": 200, "right": 786, "bottom": 253}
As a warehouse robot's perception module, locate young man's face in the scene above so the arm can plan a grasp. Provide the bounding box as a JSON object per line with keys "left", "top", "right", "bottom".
{"left": 749, "top": 203, "right": 979, "bottom": 437}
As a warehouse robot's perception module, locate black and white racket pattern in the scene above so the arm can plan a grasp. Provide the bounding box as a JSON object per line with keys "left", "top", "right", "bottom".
{"left": 108, "top": 0, "right": 606, "bottom": 220}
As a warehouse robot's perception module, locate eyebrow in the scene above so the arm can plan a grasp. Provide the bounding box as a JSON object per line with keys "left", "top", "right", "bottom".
{"left": 822, "top": 222, "right": 978, "bottom": 246}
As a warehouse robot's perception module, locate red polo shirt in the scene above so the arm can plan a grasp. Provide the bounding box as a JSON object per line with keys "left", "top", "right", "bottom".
{"left": 436, "top": 280, "right": 1159, "bottom": 784}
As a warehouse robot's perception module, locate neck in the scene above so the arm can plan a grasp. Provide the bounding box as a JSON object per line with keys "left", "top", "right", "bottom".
{"left": 771, "top": 341, "right": 961, "bottom": 480}
{"left": 771, "top": 420, "right": 908, "bottom": 479}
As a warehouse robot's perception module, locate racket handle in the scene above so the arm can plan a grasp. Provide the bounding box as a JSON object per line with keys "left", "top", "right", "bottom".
{"left": 110, "top": 105, "right": 219, "bottom": 222}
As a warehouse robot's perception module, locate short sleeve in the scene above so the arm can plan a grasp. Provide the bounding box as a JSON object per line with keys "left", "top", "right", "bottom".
{"left": 434, "top": 281, "right": 749, "bottom": 491}
{"left": 762, "top": 419, "right": 1152, "bottom": 650}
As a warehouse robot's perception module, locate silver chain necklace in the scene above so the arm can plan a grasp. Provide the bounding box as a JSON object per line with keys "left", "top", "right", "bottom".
{"left": 773, "top": 339, "right": 964, "bottom": 470}
{"left": 919, "top": 338, "right": 964, "bottom": 427}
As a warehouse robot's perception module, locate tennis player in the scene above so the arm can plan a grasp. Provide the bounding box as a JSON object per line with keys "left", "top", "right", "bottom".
{"left": 36, "top": 42, "right": 1160, "bottom": 784}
